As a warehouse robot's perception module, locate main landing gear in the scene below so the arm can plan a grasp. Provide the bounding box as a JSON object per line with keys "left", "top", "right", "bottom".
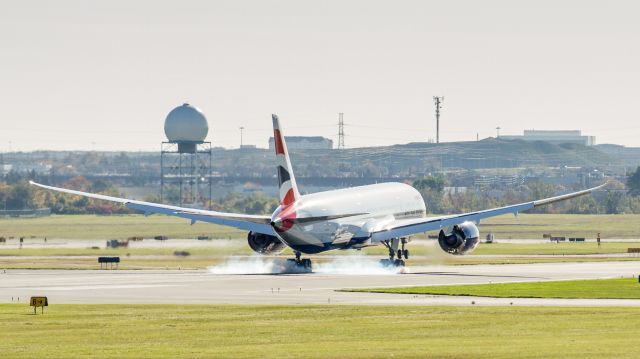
{"left": 380, "top": 237, "right": 409, "bottom": 267}
{"left": 285, "top": 251, "right": 313, "bottom": 273}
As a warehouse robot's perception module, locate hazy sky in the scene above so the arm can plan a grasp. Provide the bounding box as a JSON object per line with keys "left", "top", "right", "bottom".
{"left": 1, "top": 0, "right": 639, "bottom": 151}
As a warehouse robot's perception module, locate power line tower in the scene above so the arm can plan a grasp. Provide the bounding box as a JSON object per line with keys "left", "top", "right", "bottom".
{"left": 433, "top": 96, "right": 444, "bottom": 143}
{"left": 338, "top": 112, "right": 345, "bottom": 149}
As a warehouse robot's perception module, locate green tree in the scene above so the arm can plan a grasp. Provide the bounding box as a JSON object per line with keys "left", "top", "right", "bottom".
{"left": 526, "top": 181, "right": 559, "bottom": 213}
{"left": 413, "top": 176, "right": 445, "bottom": 192}
{"left": 413, "top": 176, "right": 446, "bottom": 214}
{"left": 627, "top": 166, "right": 640, "bottom": 196}
{"left": 566, "top": 195, "right": 600, "bottom": 214}
{"left": 5, "top": 181, "right": 34, "bottom": 210}
{"left": 605, "top": 191, "right": 624, "bottom": 214}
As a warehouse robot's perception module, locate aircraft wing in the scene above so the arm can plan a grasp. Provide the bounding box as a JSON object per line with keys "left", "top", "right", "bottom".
{"left": 29, "top": 181, "right": 274, "bottom": 235}
{"left": 370, "top": 182, "right": 608, "bottom": 242}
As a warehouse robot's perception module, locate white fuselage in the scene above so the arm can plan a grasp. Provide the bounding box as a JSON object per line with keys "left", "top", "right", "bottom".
{"left": 271, "top": 182, "right": 426, "bottom": 254}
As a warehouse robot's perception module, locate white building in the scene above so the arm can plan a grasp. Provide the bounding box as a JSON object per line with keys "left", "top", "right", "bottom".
{"left": 268, "top": 136, "right": 333, "bottom": 150}
{"left": 501, "top": 130, "right": 595, "bottom": 146}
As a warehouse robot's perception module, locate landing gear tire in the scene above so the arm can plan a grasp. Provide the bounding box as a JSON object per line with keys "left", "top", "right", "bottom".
{"left": 301, "top": 258, "right": 312, "bottom": 270}
{"left": 286, "top": 253, "right": 313, "bottom": 273}
{"left": 381, "top": 238, "right": 411, "bottom": 265}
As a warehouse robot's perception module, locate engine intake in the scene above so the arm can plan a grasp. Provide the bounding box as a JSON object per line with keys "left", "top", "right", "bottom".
{"left": 438, "top": 221, "right": 480, "bottom": 255}
{"left": 247, "top": 232, "right": 286, "bottom": 255}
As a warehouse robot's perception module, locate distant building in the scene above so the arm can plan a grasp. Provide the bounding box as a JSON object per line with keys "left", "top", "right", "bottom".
{"left": 501, "top": 130, "right": 596, "bottom": 146}
{"left": 1, "top": 163, "right": 51, "bottom": 175}
{"left": 474, "top": 175, "right": 524, "bottom": 188}
{"left": 268, "top": 136, "right": 333, "bottom": 150}
{"left": 444, "top": 186, "right": 467, "bottom": 195}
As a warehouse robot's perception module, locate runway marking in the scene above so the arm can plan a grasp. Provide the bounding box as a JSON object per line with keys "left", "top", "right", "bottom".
{"left": 5, "top": 284, "right": 182, "bottom": 291}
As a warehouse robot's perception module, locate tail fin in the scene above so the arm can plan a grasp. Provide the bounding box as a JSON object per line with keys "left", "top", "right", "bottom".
{"left": 272, "top": 114, "right": 300, "bottom": 206}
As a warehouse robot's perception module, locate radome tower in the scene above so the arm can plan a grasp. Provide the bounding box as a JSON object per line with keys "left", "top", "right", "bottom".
{"left": 161, "top": 103, "right": 212, "bottom": 208}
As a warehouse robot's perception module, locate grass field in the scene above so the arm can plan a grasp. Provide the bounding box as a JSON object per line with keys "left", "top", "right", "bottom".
{"left": 2, "top": 304, "right": 640, "bottom": 358}
{"left": 1, "top": 213, "right": 640, "bottom": 240}
{"left": 2, "top": 214, "right": 640, "bottom": 270}
{"left": 474, "top": 242, "right": 640, "bottom": 255}
{"left": 2, "top": 241, "right": 637, "bottom": 257}
{"left": 2, "top": 240, "right": 640, "bottom": 270}
{"left": 350, "top": 278, "right": 640, "bottom": 299}
{"left": 479, "top": 213, "right": 640, "bottom": 239}
{"left": 2, "top": 253, "right": 640, "bottom": 270}
{"left": 3, "top": 241, "right": 640, "bottom": 270}
{"left": 0, "top": 214, "right": 245, "bottom": 240}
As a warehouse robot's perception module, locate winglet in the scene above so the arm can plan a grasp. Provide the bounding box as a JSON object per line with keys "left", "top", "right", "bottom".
{"left": 272, "top": 114, "right": 300, "bottom": 206}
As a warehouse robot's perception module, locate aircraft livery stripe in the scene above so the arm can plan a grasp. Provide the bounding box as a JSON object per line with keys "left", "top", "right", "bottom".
{"left": 279, "top": 180, "right": 293, "bottom": 200}
{"left": 282, "top": 188, "right": 296, "bottom": 206}
{"left": 274, "top": 129, "right": 285, "bottom": 155}
{"left": 277, "top": 165, "right": 291, "bottom": 186}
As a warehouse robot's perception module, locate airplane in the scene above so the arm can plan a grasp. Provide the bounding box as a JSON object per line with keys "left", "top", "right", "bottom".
{"left": 31, "top": 114, "right": 606, "bottom": 272}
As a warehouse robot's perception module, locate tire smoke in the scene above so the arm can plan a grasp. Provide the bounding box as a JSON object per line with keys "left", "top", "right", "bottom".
{"left": 313, "top": 255, "right": 407, "bottom": 275}
{"left": 207, "top": 256, "right": 281, "bottom": 274}
{"left": 208, "top": 255, "right": 406, "bottom": 275}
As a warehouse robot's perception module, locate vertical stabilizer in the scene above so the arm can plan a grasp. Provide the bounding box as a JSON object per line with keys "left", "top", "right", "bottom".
{"left": 272, "top": 114, "right": 300, "bottom": 206}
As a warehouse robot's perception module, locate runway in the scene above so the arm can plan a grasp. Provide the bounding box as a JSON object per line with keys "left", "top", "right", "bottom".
{"left": 2, "top": 261, "right": 640, "bottom": 306}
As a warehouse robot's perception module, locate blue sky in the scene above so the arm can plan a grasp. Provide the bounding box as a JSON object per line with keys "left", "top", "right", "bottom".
{"left": 1, "top": 0, "right": 638, "bottom": 151}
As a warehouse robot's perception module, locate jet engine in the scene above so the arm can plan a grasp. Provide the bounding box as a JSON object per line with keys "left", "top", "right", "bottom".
{"left": 247, "top": 232, "right": 286, "bottom": 255}
{"left": 438, "top": 221, "right": 480, "bottom": 255}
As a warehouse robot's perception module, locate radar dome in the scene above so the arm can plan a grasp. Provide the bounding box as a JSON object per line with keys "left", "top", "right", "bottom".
{"left": 164, "top": 103, "right": 209, "bottom": 142}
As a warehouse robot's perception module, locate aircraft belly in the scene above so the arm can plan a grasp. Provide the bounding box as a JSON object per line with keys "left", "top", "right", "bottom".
{"left": 274, "top": 182, "right": 426, "bottom": 254}
{"left": 274, "top": 218, "right": 367, "bottom": 254}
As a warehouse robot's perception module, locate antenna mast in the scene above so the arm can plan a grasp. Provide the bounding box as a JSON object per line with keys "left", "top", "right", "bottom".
{"left": 338, "top": 112, "right": 345, "bottom": 149}
{"left": 433, "top": 96, "right": 444, "bottom": 143}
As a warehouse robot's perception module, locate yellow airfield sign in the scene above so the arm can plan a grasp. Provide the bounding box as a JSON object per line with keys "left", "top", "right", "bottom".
{"left": 30, "top": 296, "right": 48, "bottom": 314}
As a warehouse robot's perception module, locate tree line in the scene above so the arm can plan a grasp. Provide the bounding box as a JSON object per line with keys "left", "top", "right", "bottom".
{"left": 0, "top": 173, "right": 279, "bottom": 215}
{"left": 2, "top": 167, "right": 640, "bottom": 215}
{"left": 413, "top": 168, "right": 640, "bottom": 215}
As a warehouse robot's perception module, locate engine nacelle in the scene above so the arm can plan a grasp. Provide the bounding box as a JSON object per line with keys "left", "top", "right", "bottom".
{"left": 438, "top": 221, "right": 480, "bottom": 255}
{"left": 247, "top": 232, "right": 286, "bottom": 255}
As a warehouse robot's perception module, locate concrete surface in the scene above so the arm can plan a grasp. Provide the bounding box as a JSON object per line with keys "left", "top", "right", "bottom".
{"left": 2, "top": 261, "right": 640, "bottom": 306}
